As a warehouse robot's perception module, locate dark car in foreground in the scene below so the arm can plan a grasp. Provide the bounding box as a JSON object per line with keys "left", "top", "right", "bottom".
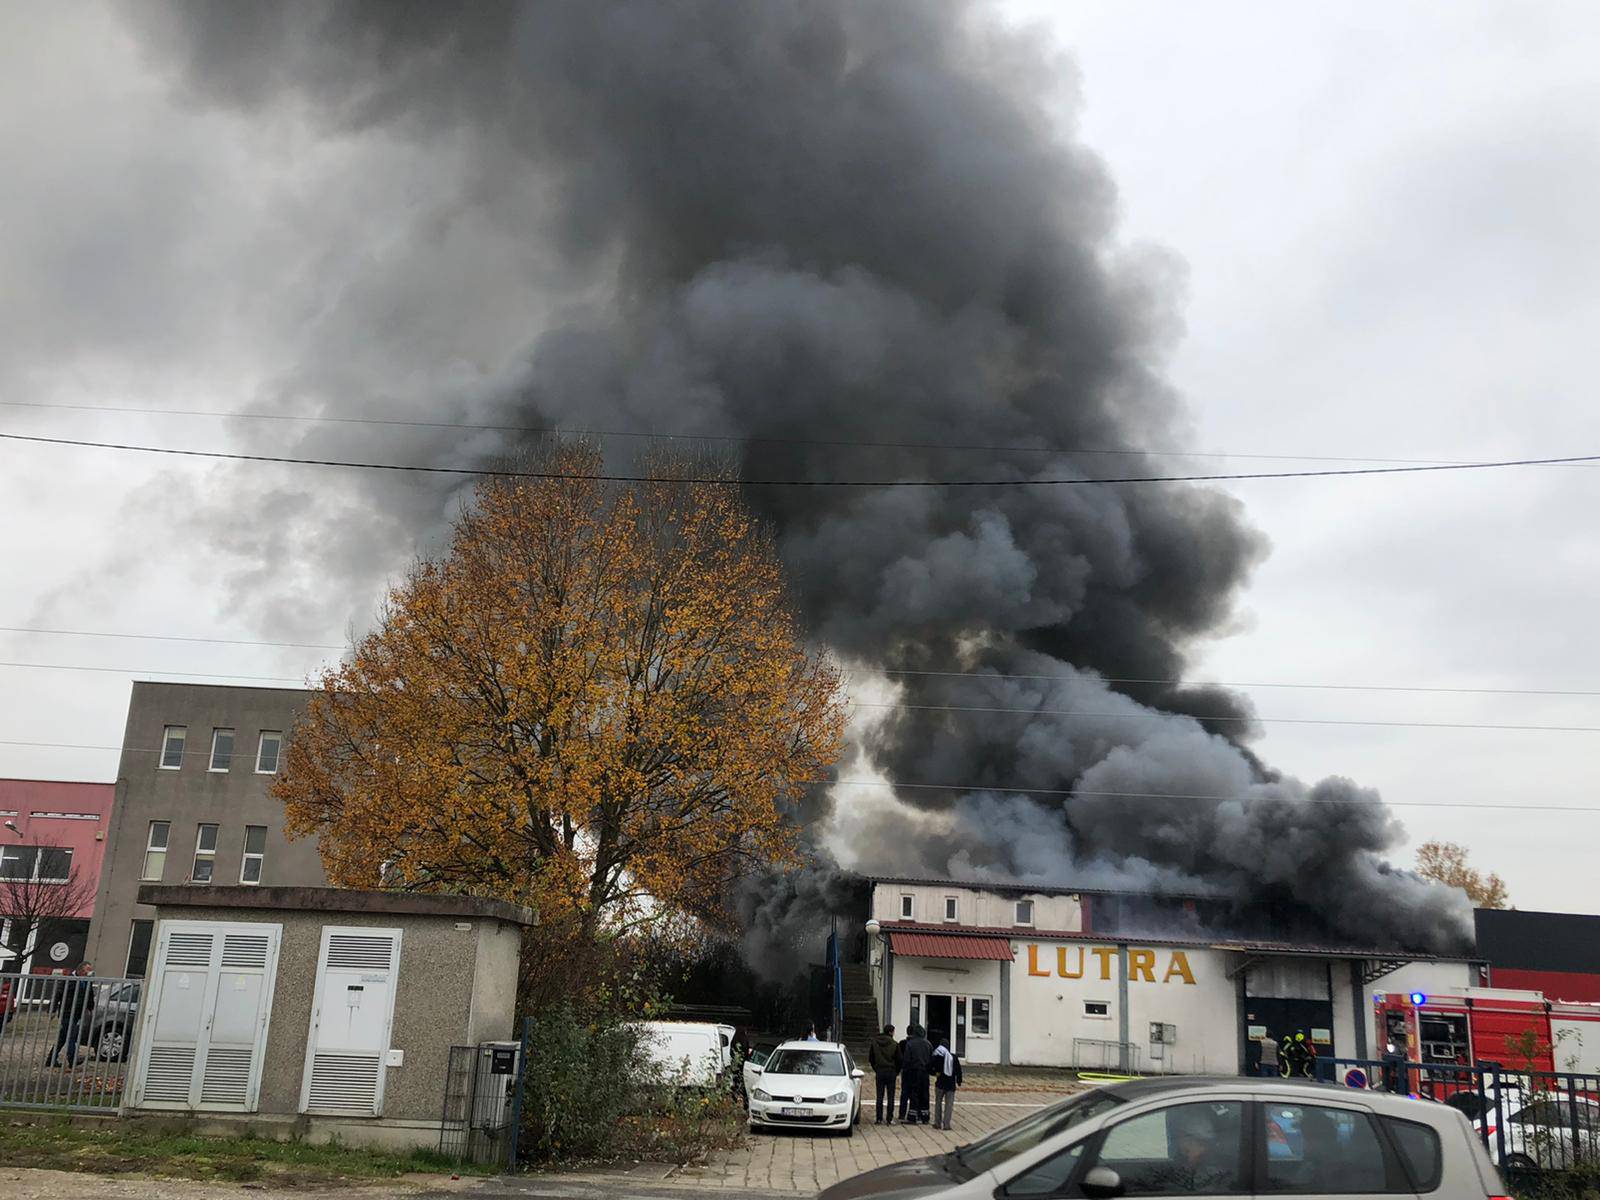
{"left": 821, "top": 1076, "right": 1509, "bottom": 1200}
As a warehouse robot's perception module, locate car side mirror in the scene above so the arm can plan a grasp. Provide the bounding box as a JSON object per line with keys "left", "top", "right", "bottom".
{"left": 1081, "top": 1167, "right": 1125, "bottom": 1199}
{"left": 750, "top": 1065, "right": 763, "bottom": 1074}
{"left": 852, "top": 1068, "right": 865, "bottom": 1079}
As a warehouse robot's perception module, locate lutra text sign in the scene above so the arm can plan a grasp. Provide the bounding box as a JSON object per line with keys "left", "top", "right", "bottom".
{"left": 1026, "top": 944, "right": 1196, "bottom": 985}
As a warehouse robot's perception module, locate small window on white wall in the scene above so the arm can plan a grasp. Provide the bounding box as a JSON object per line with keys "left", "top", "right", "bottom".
{"left": 1015, "top": 899, "right": 1034, "bottom": 926}
{"left": 1084, "top": 1000, "right": 1111, "bottom": 1019}
{"left": 944, "top": 896, "right": 959, "bottom": 922}
{"left": 900, "top": 894, "right": 914, "bottom": 920}
{"left": 972, "top": 997, "right": 992, "bottom": 1036}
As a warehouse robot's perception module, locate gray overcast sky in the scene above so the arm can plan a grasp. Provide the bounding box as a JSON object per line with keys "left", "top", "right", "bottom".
{"left": 2, "top": 2, "right": 1597, "bottom": 911}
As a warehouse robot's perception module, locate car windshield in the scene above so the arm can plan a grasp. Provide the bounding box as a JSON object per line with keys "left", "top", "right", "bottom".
{"left": 951, "top": 1089, "right": 1125, "bottom": 1178}
{"left": 765, "top": 1049, "right": 845, "bottom": 1076}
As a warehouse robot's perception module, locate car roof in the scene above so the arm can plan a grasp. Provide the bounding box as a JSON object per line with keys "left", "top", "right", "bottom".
{"left": 771, "top": 1040, "right": 850, "bottom": 1052}
{"left": 1097, "top": 1075, "right": 1468, "bottom": 1119}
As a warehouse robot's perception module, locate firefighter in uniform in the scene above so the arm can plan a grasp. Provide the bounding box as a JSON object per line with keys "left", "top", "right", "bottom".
{"left": 1279, "top": 1030, "right": 1317, "bottom": 1078}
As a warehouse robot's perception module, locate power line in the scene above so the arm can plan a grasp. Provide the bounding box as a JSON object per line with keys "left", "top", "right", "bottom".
{"left": 3, "top": 660, "right": 1597, "bottom": 729}
{"left": 0, "top": 661, "right": 308, "bottom": 683}
{"left": 817, "top": 780, "right": 1600, "bottom": 814}
{"left": 4, "top": 430, "right": 1599, "bottom": 488}
{"left": 0, "top": 737, "right": 1593, "bottom": 814}
{"left": 3, "top": 627, "right": 1593, "bottom": 698}
{"left": 859, "top": 667, "right": 1600, "bottom": 699}
{"left": 0, "top": 626, "right": 344, "bottom": 651}
{"left": 0, "top": 398, "right": 1468, "bottom": 465}
{"left": 849, "top": 700, "right": 1600, "bottom": 733}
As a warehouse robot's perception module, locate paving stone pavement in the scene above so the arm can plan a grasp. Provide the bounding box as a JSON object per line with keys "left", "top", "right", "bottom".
{"left": 646, "top": 1083, "right": 1078, "bottom": 1193}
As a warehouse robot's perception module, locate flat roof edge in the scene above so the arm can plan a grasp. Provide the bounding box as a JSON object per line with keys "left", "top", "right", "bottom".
{"left": 137, "top": 884, "right": 536, "bottom": 927}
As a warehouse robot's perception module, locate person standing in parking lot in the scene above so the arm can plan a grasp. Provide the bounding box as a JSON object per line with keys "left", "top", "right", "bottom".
{"left": 898, "top": 1023, "right": 933, "bottom": 1124}
{"left": 931, "top": 1034, "right": 962, "bottom": 1130}
{"left": 867, "top": 1023, "right": 901, "bottom": 1123}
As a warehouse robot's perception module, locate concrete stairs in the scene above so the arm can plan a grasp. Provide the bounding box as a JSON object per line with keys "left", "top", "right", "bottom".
{"left": 839, "top": 962, "right": 880, "bottom": 1055}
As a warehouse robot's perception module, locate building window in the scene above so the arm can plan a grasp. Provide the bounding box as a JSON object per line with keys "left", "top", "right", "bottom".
{"left": 1084, "top": 1000, "right": 1111, "bottom": 1019}
{"left": 899, "top": 894, "right": 914, "bottom": 920}
{"left": 141, "top": 821, "right": 170, "bottom": 881}
{"left": 191, "top": 823, "right": 218, "bottom": 882}
{"left": 160, "top": 726, "right": 187, "bottom": 769}
{"left": 125, "top": 919, "right": 154, "bottom": 978}
{"left": 943, "top": 896, "right": 959, "bottom": 923}
{"left": 36, "top": 846, "right": 72, "bottom": 883}
{"left": 0, "top": 845, "right": 33, "bottom": 881}
{"left": 972, "top": 997, "right": 992, "bottom": 1036}
{"left": 241, "top": 825, "right": 267, "bottom": 884}
{"left": 1015, "top": 899, "right": 1034, "bottom": 926}
{"left": 909, "top": 993, "right": 922, "bottom": 1030}
{"left": 256, "top": 731, "right": 283, "bottom": 774}
{"left": 0, "top": 845, "right": 70, "bottom": 883}
{"left": 209, "top": 728, "right": 235, "bottom": 772}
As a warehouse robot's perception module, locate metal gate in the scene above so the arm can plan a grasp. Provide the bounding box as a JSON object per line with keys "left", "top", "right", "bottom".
{"left": 439, "top": 1020, "right": 530, "bottom": 1169}
{"left": 1318, "top": 1057, "right": 1600, "bottom": 1182}
{"left": 0, "top": 972, "right": 140, "bottom": 1111}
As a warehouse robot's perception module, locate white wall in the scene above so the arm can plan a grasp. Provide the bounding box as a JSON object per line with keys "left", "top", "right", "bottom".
{"left": 1008, "top": 940, "right": 1233, "bottom": 1071}
{"left": 871, "top": 883, "right": 1083, "bottom": 933}
{"left": 1124, "top": 948, "right": 1238, "bottom": 1074}
{"left": 887, "top": 957, "right": 1003, "bottom": 1064}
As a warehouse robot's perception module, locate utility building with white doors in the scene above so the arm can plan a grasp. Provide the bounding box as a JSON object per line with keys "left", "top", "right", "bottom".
{"left": 126, "top": 885, "right": 533, "bottom": 1149}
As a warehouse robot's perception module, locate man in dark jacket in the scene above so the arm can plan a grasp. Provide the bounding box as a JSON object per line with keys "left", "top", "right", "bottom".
{"left": 45, "top": 963, "right": 96, "bottom": 1069}
{"left": 866, "top": 1023, "right": 901, "bottom": 1123}
{"left": 898, "top": 1023, "right": 934, "bottom": 1124}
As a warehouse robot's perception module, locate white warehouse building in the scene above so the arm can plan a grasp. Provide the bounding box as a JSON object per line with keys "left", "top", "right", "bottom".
{"left": 861, "top": 877, "right": 1480, "bottom": 1074}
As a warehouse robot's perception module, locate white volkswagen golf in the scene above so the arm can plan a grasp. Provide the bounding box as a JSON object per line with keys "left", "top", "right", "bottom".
{"left": 747, "top": 1040, "right": 863, "bottom": 1136}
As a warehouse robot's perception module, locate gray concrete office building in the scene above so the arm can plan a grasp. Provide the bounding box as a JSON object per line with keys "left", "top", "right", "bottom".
{"left": 87, "top": 682, "right": 326, "bottom": 977}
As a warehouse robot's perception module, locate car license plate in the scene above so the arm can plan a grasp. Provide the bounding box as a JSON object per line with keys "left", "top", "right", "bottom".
{"left": 781, "top": 1106, "right": 812, "bottom": 1116}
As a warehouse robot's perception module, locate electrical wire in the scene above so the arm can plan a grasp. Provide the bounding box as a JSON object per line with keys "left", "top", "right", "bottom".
{"left": 2, "top": 660, "right": 1598, "bottom": 729}
{"left": 0, "top": 737, "right": 1594, "bottom": 814}
{"left": 0, "top": 661, "right": 307, "bottom": 683}
{"left": 0, "top": 626, "right": 344, "bottom": 651}
{"left": 852, "top": 700, "right": 1600, "bottom": 733}
{"left": 4, "top": 627, "right": 1594, "bottom": 699}
{"left": 4, "top": 430, "right": 1599, "bottom": 487}
{"left": 0, "top": 398, "right": 1469, "bottom": 465}
{"left": 858, "top": 667, "right": 1600, "bottom": 699}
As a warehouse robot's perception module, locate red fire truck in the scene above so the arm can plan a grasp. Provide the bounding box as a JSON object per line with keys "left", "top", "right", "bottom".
{"left": 1376, "top": 988, "right": 1600, "bottom": 1076}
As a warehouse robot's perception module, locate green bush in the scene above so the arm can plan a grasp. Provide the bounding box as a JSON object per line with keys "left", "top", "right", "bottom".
{"left": 519, "top": 1002, "right": 744, "bottom": 1165}
{"left": 522, "top": 1001, "right": 652, "bottom": 1161}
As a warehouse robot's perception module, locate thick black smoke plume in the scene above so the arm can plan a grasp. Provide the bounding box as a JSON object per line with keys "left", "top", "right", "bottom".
{"left": 127, "top": 2, "right": 1472, "bottom": 957}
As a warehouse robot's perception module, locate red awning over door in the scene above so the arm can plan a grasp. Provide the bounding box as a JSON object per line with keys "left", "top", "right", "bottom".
{"left": 888, "top": 931, "right": 1014, "bottom": 961}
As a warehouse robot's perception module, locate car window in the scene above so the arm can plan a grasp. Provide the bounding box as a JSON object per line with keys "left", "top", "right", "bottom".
{"left": 960, "top": 1091, "right": 1125, "bottom": 1177}
{"left": 1382, "top": 1117, "right": 1442, "bottom": 1192}
{"left": 1002, "top": 1143, "right": 1085, "bottom": 1197}
{"left": 1090, "top": 1102, "right": 1245, "bottom": 1196}
{"left": 765, "top": 1049, "right": 845, "bottom": 1076}
{"left": 1260, "top": 1103, "right": 1406, "bottom": 1194}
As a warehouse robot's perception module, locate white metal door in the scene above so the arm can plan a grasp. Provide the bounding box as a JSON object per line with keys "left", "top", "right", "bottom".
{"left": 299, "top": 926, "right": 402, "bottom": 1116}
{"left": 130, "top": 920, "right": 282, "bottom": 1111}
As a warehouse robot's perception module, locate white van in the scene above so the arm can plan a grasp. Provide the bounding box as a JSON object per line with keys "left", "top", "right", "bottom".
{"left": 638, "top": 1021, "right": 733, "bottom": 1088}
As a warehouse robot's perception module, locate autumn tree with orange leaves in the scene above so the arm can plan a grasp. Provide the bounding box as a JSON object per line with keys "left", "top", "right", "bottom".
{"left": 275, "top": 443, "right": 846, "bottom": 951}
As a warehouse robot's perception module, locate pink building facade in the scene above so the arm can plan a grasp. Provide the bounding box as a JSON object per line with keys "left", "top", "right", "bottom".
{"left": 0, "top": 778, "right": 116, "bottom": 972}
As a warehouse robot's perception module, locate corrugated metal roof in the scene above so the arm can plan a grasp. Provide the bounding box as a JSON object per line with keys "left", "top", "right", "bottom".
{"left": 888, "top": 931, "right": 1016, "bottom": 961}
{"left": 878, "top": 921, "right": 1471, "bottom": 963}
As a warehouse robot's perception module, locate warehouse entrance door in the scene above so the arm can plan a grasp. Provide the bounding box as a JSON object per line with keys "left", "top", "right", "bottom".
{"left": 1242, "top": 959, "right": 1334, "bottom": 1075}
